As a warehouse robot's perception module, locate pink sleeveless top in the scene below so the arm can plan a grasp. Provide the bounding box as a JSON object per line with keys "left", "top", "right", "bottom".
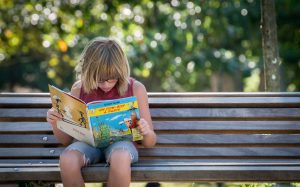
{"left": 79, "top": 77, "right": 135, "bottom": 103}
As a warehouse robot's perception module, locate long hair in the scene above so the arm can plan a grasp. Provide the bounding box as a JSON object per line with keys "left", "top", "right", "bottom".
{"left": 75, "top": 37, "right": 130, "bottom": 96}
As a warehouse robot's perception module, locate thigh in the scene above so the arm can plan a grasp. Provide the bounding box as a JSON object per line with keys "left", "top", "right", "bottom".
{"left": 64, "top": 141, "right": 103, "bottom": 165}
{"left": 104, "top": 141, "right": 139, "bottom": 163}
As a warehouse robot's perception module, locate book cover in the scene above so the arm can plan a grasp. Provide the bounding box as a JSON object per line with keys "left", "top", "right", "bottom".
{"left": 48, "top": 84, "right": 143, "bottom": 148}
{"left": 87, "top": 97, "right": 142, "bottom": 148}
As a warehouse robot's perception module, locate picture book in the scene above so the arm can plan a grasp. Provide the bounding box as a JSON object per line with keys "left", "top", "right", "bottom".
{"left": 48, "top": 84, "right": 143, "bottom": 148}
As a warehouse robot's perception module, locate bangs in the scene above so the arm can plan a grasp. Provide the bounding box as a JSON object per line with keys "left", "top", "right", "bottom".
{"left": 93, "top": 59, "right": 122, "bottom": 82}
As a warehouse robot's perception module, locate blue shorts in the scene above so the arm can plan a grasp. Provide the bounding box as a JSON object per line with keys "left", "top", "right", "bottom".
{"left": 63, "top": 141, "right": 138, "bottom": 166}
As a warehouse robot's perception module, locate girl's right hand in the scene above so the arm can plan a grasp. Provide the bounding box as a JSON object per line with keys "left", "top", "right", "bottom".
{"left": 46, "top": 108, "right": 63, "bottom": 126}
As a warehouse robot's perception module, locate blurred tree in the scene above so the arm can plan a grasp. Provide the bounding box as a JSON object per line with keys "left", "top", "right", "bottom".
{"left": 0, "top": 0, "right": 298, "bottom": 92}
{"left": 261, "top": 0, "right": 280, "bottom": 91}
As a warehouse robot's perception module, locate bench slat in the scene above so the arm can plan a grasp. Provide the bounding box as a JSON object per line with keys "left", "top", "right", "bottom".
{"left": 148, "top": 92, "right": 300, "bottom": 97}
{"left": 139, "top": 147, "right": 300, "bottom": 157}
{"left": 0, "top": 148, "right": 63, "bottom": 158}
{"left": 2, "top": 92, "right": 300, "bottom": 97}
{"left": 154, "top": 121, "right": 300, "bottom": 131}
{"left": 1, "top": 134, "right": 300, "bottom": 145}
{"left": 151, "top": 108, "right": 300, "bottom": 119}
{"left": 1, "top": 108, "right": 300, "bottom": 120}
{"left": 1, "top": 121, "right": 300, "bottom": 133}
{"left": 1, "top": 96, "right": 300, "bottom": 108}
{"left": 156, "top": 134, "right": 300, "bottom": 145}
{"left": 2, "top": 159, "right": 300, "bottom": 167}
{"left": 1, "top": 166, "right": 300, "bottom": 182}
{"left": 0, "top": 109, "right": 48, "bottom": 120}
{"left": 0, "top": 122, "right": 52, "bottom": 132}
{"left": 149, "top": 97, "right": 300, "bottom": 107}
{"left": 1, "top": 147, "right": 300, "bottom": 158}
{"left": 0, "top": 135, "right": 59, "bottom": 144}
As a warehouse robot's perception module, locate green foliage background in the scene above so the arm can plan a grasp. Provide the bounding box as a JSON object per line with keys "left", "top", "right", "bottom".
{"left": 0, "top": 0, "right": 299, "bottom": 92}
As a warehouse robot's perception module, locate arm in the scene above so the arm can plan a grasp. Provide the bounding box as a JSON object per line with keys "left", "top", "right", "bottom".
{"left": 133, "top": 81, "right": 157, "bottom": 148}
{"left": 46, "top": 81, "right": 82, "bottom": 146}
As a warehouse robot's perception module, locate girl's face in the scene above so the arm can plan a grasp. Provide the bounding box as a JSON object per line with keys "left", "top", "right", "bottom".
{"left": 97, "top": 79, "right": 118, "bottom": 93}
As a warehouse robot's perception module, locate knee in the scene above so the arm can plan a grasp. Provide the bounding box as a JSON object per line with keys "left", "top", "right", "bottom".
{"left": 109, "top": 149, "right": 132, "bottom": 168}
{"left": 60, "top": 150, "right": 84, "bottom": 170}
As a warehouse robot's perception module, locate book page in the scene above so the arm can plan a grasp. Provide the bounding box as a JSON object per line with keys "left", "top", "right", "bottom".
{"left": 48, "top": 84, "right": 89, "bottom": 130}
{"left": 57, "top": 120, "right": 95, "bottom": 146}
{"left": 87, "top": 96, "right": 143, "bottom": 148}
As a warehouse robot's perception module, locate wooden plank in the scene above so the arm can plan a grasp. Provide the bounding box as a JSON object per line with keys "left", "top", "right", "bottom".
{"left": 0, "top": 97, "right": 51, "bottom": 108}
{"left": 139, "top": 147, "right": 300, "bottom": 157}
{"left": 0, "top": 148, "right": 63, "bottom": 158}
{"left": 0, "top": 165, "right": 300, "bottom": 182}
{"left": 0, "top": 93, "right": 50, "bottom": 97}
{"left": 148, "top": 92, "right": 300, "bottom": 97}
{"left": 1, "top": 159, "right": 300, "bottom": 167}
{"left": 0, "top": 122, "right": 52, "bottom": 133}
{"left": 1, "top": 108, "right": 300, "bottom": 120}
{"left": 156, "top": 134, "right": 300, "bottom": 145}
{"left": 0, "top": 135, "right": 59, "bottom": 144}
{"left": 2, "top": 134, "right": 300, "bottom": 145}
{"left": 153, "top": 121, "right": 300, "bottom": 131}
{"left": 148, "top": 97, "right": 300, "bottom": 108}
{"left": 0, "top": 109, "right": 48, "bottom": 118}
{"left": 150, "top": 108, "right": 300, "bottom": 120}
{"left": 1, "top": 96, "right": 300, "bottom": 108}
{"left": 0, "top": 159, "right": 59, "bottom": 166}
{"left": 1, "top": 92, "right": 300, "bottom": 98}
{"left": 1, "top": 121, "right": 300, "bottom": 133}
{"left": 133, "top": 159, "right": 300, "bottom": 166}
{"left": 1, "top": 147, "right": 300, "bottom": 158}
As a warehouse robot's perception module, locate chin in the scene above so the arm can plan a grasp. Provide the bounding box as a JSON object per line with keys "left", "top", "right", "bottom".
{"left": 102, "top": 89, "right": 112, "bottom": 93}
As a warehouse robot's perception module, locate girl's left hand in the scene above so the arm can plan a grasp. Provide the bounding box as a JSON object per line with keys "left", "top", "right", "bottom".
{"left": 137, "top": 118, "right": 152, "bottom": 136}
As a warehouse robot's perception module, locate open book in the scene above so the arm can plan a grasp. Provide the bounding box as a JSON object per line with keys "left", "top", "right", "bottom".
{"left": 48, "top": 84, "right": 143, "bottom": 148}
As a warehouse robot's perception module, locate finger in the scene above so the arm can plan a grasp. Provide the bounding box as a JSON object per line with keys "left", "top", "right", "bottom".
{"left": 49, "top": 112, "right": 63, "bottom": 119}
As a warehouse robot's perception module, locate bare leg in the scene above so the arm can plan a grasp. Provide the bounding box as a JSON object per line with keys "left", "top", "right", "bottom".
{"left": 60, "top": 150, "right": 85, "bottom": 187}
{"left": 107, "top": 149, "right": 132, "bottom": 187}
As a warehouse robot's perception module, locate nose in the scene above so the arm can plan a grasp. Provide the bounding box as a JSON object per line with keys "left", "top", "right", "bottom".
{"left": 98, "top": 81, "right": 109, "bottom": 87}
{"left": 102, "top": 82, "right": 109, "bottom": 87}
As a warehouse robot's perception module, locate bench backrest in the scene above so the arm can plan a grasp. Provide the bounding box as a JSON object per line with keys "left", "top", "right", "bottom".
{"left": 0, "top": 93, "right": 300, "bottom": 164}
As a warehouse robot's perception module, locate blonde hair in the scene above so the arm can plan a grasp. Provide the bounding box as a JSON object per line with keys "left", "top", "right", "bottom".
{"left": 75, "top": 37, "right": 130, "bottom": 96}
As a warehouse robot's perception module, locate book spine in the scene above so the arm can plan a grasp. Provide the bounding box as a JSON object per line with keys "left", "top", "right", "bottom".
{"left": 86, "top": 107, "right": 96, "bottom": 147}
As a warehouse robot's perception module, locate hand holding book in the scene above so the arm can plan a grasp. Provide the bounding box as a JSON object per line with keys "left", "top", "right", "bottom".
{"left": 46, "top": 107, "right": 63, "bottom": 127}
{"left": 137, "top": 119, "right": 152, "bottom": 136}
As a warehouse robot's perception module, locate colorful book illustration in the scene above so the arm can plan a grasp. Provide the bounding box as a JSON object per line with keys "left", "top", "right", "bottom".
{"left": 48, "top": 84, "right": 143, "bottom": 148}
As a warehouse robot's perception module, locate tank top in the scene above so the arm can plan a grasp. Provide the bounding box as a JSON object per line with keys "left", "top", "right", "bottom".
{"left": 79, "top": 77, "right": 135, "bottom": 103}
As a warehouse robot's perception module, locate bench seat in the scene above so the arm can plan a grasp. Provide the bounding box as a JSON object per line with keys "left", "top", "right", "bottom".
{"left": 0, "top": 92, "right": 300, "bottom": 184}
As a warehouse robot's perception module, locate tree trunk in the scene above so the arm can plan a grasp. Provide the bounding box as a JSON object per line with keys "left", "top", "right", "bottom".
{"left": 260, "top": 0, "right": 280, "bottom": 91}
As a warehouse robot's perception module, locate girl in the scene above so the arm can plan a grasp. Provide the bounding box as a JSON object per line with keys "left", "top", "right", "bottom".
{"left": 46, "top": 37, "right": 157, "bottom": 187}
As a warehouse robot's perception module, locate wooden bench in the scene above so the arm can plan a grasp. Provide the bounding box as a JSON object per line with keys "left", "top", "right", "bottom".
{"left": 1, "top": 92, "right": 300, "bottom": 186}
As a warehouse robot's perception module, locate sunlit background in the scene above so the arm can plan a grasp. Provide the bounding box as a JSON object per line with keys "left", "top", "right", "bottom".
{"left": 1, "top": 1, "right": 300, "bottom": 187}
{"left": 0, "top": 0, "right": 299, "bottom": 92}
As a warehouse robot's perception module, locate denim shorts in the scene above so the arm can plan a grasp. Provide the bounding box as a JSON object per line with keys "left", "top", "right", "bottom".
{"left": 63, "top": 141, "right": 138, "bottom": 166}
